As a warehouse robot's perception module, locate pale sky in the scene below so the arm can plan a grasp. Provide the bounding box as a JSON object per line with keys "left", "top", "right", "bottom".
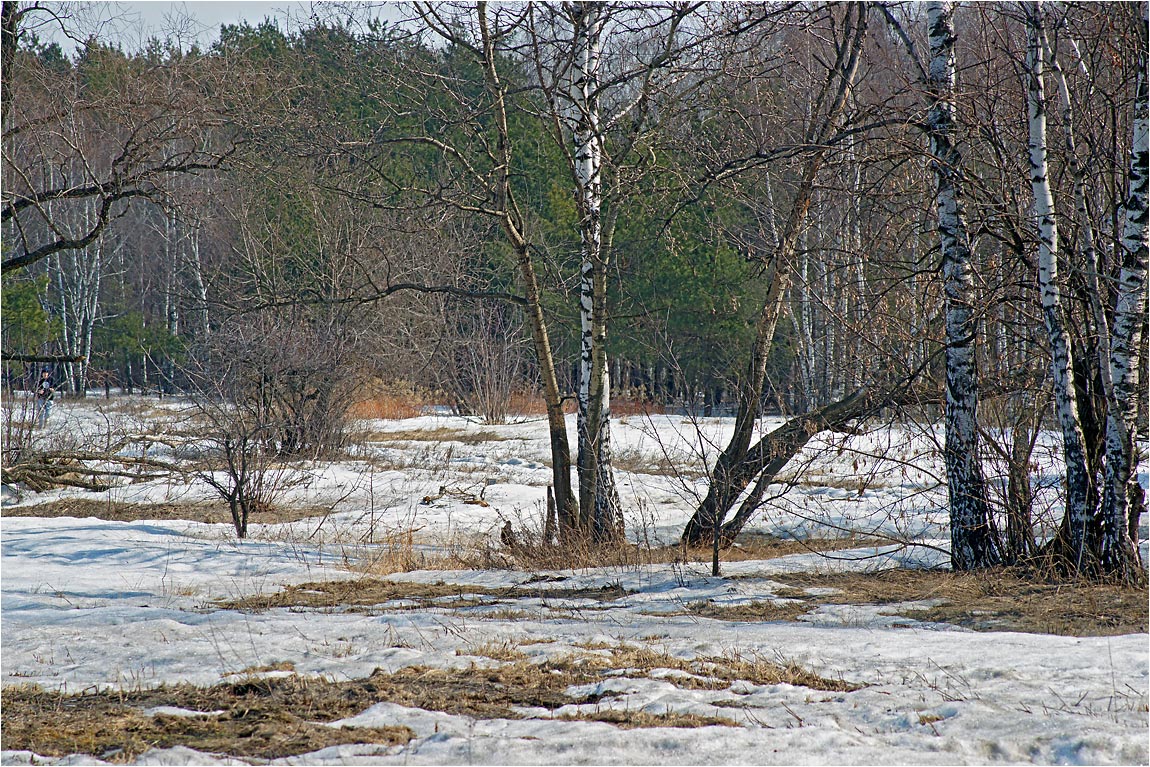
{"left": 40, "top": 1, "right": 411, "bottom": 55}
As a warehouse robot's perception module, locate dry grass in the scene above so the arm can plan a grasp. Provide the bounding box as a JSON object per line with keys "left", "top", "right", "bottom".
{"left": 1, "top": 678, "right": 413, "bottom": 763}
{"left": 610, "top": 397, "right": 665, "bottom": 417}
{"left": 219, "top": 578, "right": 495, "bottom": 612}
{"left": 563, "top": 709, "right": 737, "bottom": 728}
{"left": 0, "top": 498, "right": 332, "bottom": 525}
{"left": 707, "top": 532, "right": 888, "bottom": 562}
{"left": 348, "top": 388, "right": 430, "bottom": 420}
{"left": 505, "top": 390, "right": 552, "bottom": 416}
{"left": 350, "top": 529, "right": 460, "bottom": 576}
{"left": 714, "top": 568, "right": 1148, "bottom": 637}
{"left": 7, "top": 649, "right": 813, "bottom": 761}
{"left": 219, "top": 577, "right": 630, "bottom": 614}
{"left": 458, "top": 640, "right": 531, "bottom": 662}
{"left": 223, "top": 661, "right": 296, "bottom": 677}
{"left": 461, "top": 530, "right": 880, "bottom": 573}
{"left": 611, "top": 447, "right": 709, "bottom": 479}
{"left": 2, "top": 624, "right": 865, "bottom": 762}
{"left": 453, "top": 536, "right": 672, "bottom": 572}
{"left": 686, "top": 600, "right": 811, "bottom": 623}
{"left": 580, "top": 645, "right": 862, "bottom": 693}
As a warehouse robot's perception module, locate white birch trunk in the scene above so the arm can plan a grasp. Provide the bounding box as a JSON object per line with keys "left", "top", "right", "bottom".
{"left": 163, "top": 210, "right": 180, "bottom": 394}
{"left": 1043, "top": 25, "right": 1113, "bottom": 403}
{"left": 799, "top": 235, "right": 816, "bottom": 404}
{"left": 926, "top": 1, "right": 1000, "bottom": 569}
{"left": 186, "top": 224, "right": 210, "bottom": 339}
{"left": 849, "top": 129, "right": 866, "bottom": 391}
{"left": 1024, "top": 1, "right": 1093, "bottom": 566}
{"left": 49, "top": 192, "right": 101, "bottom": 397}
{"left": 1100, "top": 11, "right": 1148, "bottom": 580}
{"left": 570, "top": 1, "right": 621, "bottom": 539}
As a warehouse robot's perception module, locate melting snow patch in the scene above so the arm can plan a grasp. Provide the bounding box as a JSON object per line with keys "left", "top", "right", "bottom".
{"left": 143, "top": 706, "right": 225, "bottom": 718}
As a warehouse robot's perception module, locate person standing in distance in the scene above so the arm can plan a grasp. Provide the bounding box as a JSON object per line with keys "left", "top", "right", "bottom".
{"left": 34, "top": 369, "right": 56, "bottom": 427}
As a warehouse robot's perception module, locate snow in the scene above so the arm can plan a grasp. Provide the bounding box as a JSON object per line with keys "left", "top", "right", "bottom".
{"left": 2, "top": 398, "right": 1148, "bottom": 765}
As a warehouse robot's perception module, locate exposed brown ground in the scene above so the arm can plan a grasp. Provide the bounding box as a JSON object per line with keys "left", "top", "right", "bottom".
{"left": 1, "top": 645, "right": 855, "bottom": 762}
{"left": 221, "top": 562, "right": 1146, "bottom": 639}
{"left": 713, "top": 568, "right": 1149, "bottom": 637}
{"left": 219, "top": 578, "right": 630, "bottom": 612}
{"left": 1, "top": 498, "right": 329, "bottom": 525}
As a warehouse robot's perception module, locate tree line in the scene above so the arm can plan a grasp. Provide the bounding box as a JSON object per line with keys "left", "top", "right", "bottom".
{"left": 1, "top": 1, "right": 1146, "bottom": 581}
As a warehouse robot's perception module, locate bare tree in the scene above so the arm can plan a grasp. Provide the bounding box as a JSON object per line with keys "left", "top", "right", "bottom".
{"left": 2, "top": 4, "right": 245, "bottom": 276}
{"left": 680, "top": 2, "right": 871, "bottom": 548}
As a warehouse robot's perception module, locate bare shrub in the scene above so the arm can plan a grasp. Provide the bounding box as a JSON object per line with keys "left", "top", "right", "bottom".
{"left": 1, "top": 390, "right": 37, "bottom": 472}
{"left": 453, "top": 500, "right": 668, "bottom": 571}
{"left": 194, "top": 310, "right": 361, "bottom": 458}
{"left": 192, "top": 419, "right": 299, "bottom": 539}
{"left": 441, "top": 301, "right": 529, "bottom": 425}
{"left": 182, "top": 314, "right": 344, "bottom": 537}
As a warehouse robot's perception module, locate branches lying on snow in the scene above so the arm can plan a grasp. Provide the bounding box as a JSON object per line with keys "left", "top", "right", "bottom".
{"left": 1, "top": 450, "right": 181, "bottom": 493}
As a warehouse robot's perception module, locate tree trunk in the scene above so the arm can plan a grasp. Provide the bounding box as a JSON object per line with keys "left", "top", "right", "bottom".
{"left": 477, "top": 6, "right": 578, "bottom": 537}
{"left": 1024, "top": 2, "right": 1094, "bottom": 571}
{"left": 571, "top": 1, "right": 622, "bottom": 541}
{"left": 1099, "top": 18, "right": 1148, "bottom": 583}
{"left": 926, "top": 1, "right": 1000, "bottom": 570}
{"left": 1004, "top": 420, "right": 1036, "bottom": 564}
{"left": 683, "top": 387, "right": 882, "bottom": 546}
{"left": 683, "top": 3, "right": 867, "bottom": 546}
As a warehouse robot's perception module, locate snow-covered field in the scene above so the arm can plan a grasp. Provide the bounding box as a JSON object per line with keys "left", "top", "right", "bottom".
{"left": 2, "top": 397, "right": 1148, "bottom": 765}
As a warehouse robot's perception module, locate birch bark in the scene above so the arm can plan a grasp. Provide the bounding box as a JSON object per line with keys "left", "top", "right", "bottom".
{"left": 1099, "top": 7, "right": 1148, "bottom": 581}
{"left": 926, "top": 1, "right": 1000, "bottom": 569}
{"left": 569, "top": 2, "right": 622, "bottom": 540}
{"left": 1023, "top": 1, "right": 1094, "bottom": 569}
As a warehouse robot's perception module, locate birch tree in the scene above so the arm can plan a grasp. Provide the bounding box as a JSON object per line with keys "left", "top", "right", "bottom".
{"left": 566, "top": 2, "right": 619, "bottom": 539}
{"left": 523, "top": 2, "right": 709, "bottom": 541}
{"left": 1011, "top": 2, "right": 1145, "bottom": 581}
{"left": 330, "top": 3, "right": 583, "bottom": 537}
{"left": 1022, "top": 1, "right": 1093, "bottom": 570}
{"left": 1098, "top": 3, "right": 1148, "bottom": 582}
{"left": 1, "top": 26, "right": 242, "bottom": 276}
{"left": 925, "top": 1, "right": 1001, "bottom": 569}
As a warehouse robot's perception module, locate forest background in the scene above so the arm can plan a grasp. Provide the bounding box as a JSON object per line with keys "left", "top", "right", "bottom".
{"left": 2, "top": 0, "right": 1146, "bottom": 580}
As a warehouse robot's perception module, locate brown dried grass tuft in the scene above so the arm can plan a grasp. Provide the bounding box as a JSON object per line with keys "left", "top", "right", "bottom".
{"left": 457, "top": 640, "right": 531, "bottom": 662}
{"left": 505, "top": 390, "right": 553, "bottom": 416}
{"left": 0, "top": 498, "right": 331, "bottom": 525}
{"left": 701, "top": 532, "right": 888, "bottom": 562}
{"left": 219, "top": 578, "right": 494, "bottom": 612}
{"left": 563, "top": 709, "right": 738, "bottom": 729}
{"left": 610, "top": 397, "right": 665, "bottom": 417}
{"left": 457, "top": 527, "right": 878, "bottom": 573}
{"left": 365, "top": 426, "right": 513, "bottom": 444}
{"left": 219, "top": 577, "right": 630, "bottom": 614}
{"left": 686, "top": 600, "right": 811, "bottom": 623}
{"left": 0, "top": 679, "right": 413, "bottom": 763}
{"left": 610, "top": 448, "right": 708, "bottom": 479}
{"left": 749, "top": 568, "right": 1149, "bottom": 637}
{"left": 1, "top": 644, "right": 860, "bottom": 761}
{"left": 563, "top": 645, "right": 862, "bottom": 693}
{"left": 348, "top": 385, "right": 432, "bottom": 420}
